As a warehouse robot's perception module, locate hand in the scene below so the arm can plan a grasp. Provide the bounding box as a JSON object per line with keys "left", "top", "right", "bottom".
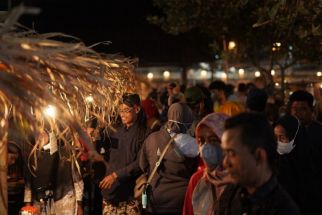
{"left": 77, "top": 203, "right": 84, "bottom": 215}
{"left": 99, "top": 172, "right": 118, "bottom": 189}
{"left": 206, "top": 169, "right": 233, "bottom": 187}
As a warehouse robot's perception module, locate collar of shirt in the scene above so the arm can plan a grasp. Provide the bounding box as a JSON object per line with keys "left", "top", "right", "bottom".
{"left": 240, "top": 176, "right": 278, "bottom": 204}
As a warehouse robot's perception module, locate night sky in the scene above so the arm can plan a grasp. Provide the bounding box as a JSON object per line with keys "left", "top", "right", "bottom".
{"left": 10, "top": 0, "right": 213, "bottom": 66}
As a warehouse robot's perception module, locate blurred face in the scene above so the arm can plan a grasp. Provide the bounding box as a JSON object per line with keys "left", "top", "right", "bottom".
{"left": 196, "top": 125, "right": 221, "bottom": 170}
{"left": 196, "top": 125, "right": 220, "bottom": 148}
{"left": 211, "top": 89, "right": 225, "bottom": 101}
{"left": 222, "top": 128, "right": 258, "bottom": 186}
{"left": 290, "top": 101, "right": 312, "bottom": 125}
{"left": 274, "top": 125, "right": 289, "bottom": 143}
{"left": 119, "top": 104, "right": 139, "bottom": 127}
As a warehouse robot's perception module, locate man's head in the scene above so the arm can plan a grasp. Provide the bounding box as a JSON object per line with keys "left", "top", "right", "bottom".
{"left": 167, "top": 82, "right": 180, "bottom": 96}
{"left": 119, "top": 93, "right": 141, "bottom": 127}
{"left": 184, "top": 86, "right": 205, "bottom": 115}
{"left": 288, "top": 90, "right": 314, "bottom": 125}
{"left": 221, "top": 113, "right": 277, "bottom": 190}
{"left": 209, "top": 80, "right": 226, "bottom": 101}
{"left": 246, "top": 88, "right": 268, "bottom": 113}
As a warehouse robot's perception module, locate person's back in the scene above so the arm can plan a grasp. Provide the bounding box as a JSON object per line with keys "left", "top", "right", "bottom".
{"left": 139, "top": 103, "right": 198, "bottom": 215}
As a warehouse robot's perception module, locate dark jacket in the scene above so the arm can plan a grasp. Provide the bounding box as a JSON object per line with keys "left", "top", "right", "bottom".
{"left": 25, "top": 144, "right": 76, "bottom": 202}
{"left": 215, "top": 177, "right": 300, "bottom": 215}
{"left": 102, "top": 120, "right": 150, "bottom": 204}
{"left": 277, "top": 127, "right": 322, "bottom": 214}
{"left": 139, "top": 128, "right": 198, "bottom": 214}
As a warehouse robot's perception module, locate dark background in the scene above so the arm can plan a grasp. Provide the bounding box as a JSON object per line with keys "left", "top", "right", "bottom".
{"left": 1, "top": 0, "right": 212, "bottom": 65}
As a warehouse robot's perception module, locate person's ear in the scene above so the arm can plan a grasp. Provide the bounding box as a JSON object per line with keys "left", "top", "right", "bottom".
{"left": 135, "top": 106, "right": 141, "bottom": 114}
{"left": 254, "top": 148, "right": 267, "bottom": 166}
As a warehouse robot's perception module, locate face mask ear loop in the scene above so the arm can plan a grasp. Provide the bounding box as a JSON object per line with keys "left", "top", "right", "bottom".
{"left": 168, "top": 119, "right": 190, "bottom": 133}
{"left": 291, "top": 118, "right": 300, "bottom": 145}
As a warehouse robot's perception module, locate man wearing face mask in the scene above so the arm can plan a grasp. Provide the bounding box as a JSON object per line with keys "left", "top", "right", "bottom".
{"left": 183, "top": 113, "right": 229, "bottom": 215}
{"left": 274, "top": 115, "right": 322, "bottom": 215}
{"left": 139, "top": 103, "right": 198, "bottom": 215}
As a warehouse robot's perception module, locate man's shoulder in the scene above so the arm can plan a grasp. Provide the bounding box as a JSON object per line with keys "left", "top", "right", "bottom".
{"left": 266, "top": 183, "right": 301, "bottom": 215}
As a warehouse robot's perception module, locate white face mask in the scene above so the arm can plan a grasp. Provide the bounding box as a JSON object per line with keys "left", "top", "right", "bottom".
{"left": 277, "top": 140, "right": 295, "bottom": 155}
{"left": 277, "top": 120, "right": 299, "bottom": 155}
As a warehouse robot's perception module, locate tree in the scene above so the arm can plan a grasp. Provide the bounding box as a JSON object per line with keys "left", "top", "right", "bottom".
{"left": 148, "top": 0, "right": 322, "bottom": 96}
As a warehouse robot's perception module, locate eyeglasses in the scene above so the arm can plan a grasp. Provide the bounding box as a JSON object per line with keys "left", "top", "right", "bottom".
{"left": 119, "top": 108, "right": 133, "bottom": 114}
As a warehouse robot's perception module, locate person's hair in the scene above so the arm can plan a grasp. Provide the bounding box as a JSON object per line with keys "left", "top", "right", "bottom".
{"left": 288, "top": 90, "right": 314, "bottom": 110}
{"left": 121, "top": 93, "right": 147, "bottom": 126}
{"left": 225, "top": 112, "right": 277, "bottom": 172}
{"left": 225, "top": 84, "right": 235, "bottom": 98}
{"left": 246, "top": 88, "right": 268, "bottom": 113}
{"left": 209, "top": 80, "right": 226, "bottom": 91}
{"left": 238, "top": 83, "right": 247, "bottom": 93}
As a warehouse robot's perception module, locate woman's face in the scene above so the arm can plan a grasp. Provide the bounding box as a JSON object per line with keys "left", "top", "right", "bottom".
{"left": 274, "top": 125, "right": 289, "bottom": 143}
{"left": 196, "top": 125, "right": 220, "bottom": 148}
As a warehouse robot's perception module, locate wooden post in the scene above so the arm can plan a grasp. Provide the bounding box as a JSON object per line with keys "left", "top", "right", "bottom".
{"left": 0, "top": 123, "right": 8, "bottom": 215}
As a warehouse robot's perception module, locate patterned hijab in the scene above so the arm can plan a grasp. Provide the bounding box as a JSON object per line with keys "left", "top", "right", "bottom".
{"left": 196, "top": 113, "right": 229, "bottom": 141}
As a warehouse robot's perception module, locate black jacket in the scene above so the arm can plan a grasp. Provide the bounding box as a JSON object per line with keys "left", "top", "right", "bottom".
{"left": 215, "top": 177, "right": 301, "bottom": 215}
{"left": 101, "top": 120, "right": 150, "bottom": 204}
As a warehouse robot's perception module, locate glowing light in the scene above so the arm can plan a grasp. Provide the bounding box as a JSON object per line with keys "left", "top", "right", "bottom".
{"left": 254, "top": 71, "right": 261, "bottom": 77}
{"left": 275, "top": 83, "right": 279, "bottom": 87}
{"left": 200, "top": 70, "right": 208, "bottom": 78}
{"left": 163, "top": 71, "right": 170, "bottom": 79}
{"left": 275, "top": 42, "right": 281, "bottom": 47}
{"left": 228, "top": 41, "right": 236, "bottom": 50}
{"left": 229, "top": 67, "right": 236, "bottom": 73}
{"left": 271, "top": 70, "right": 276, "bottom": 76}
{"left": 238, "top": 69, "right": 245, "bottom": 76}
{"left": 147, "top": 72, "right": 154, "bottom": 80}
{"left": 317, "top": 72, "right": 322, "bottom": 77}
{"left": 21, "top": 43, "right": 32, "bottom": 50}
{"left": 44, "top": 105, "right": 57, "bottom": 118}
{"left": 320, "top": 84, "right": 322, "bottom": 89}
{"left": 221, "top": 72, "right": 227, "bottom": 79}
{"left": 85, "top": 95, "right": 94, "bottom": 103}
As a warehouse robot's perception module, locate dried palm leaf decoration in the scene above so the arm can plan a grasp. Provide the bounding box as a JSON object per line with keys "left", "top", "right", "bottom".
{"left": 0, "top": 5, "right": 137, "bottom": 178}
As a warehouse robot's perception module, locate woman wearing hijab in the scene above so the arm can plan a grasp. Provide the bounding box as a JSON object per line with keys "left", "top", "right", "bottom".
{"left": 139, "top": 102, "right": 198, "bottom": 215}
{"left": 274, "top": 115, "right": 322, "bottom": 214}
{"left": 183, "top": 113, "right": 229, "bottom": 215}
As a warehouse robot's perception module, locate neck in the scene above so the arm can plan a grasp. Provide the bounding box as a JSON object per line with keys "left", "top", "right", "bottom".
{"left": 218, "top": 96, "right": 226, "bottom": 105}
{"left": 245, "top": 170, "right": 272, "bottom": 195}
{"left": 125, "top": 122, "right": 134, "bottom": 129}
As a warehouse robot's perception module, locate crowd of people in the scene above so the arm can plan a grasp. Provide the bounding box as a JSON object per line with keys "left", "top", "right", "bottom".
{"left": 8, "top": 78, "right": 322, "bottom": 215}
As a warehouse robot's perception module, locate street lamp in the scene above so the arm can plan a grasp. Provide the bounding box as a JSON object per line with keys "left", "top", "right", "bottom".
{"left": 163, "top": 71, "right": 170, "bottom": 80}
{"left": 228, "top": 41, "right": 236, "bottom": 50}
{"left": 200, "top": 70, "right": 208, "bottom": 79}
{"left": 147, "top": 72, "right": 154, "bottom": 80}
{"left": 238, "top": 68, "right": 245, "bottom": 77}
{"left": 255, "top": 71, "right": 261, "bottom": 77}
{"left": 271, "top": 70, "right": 276, "bottom": 76}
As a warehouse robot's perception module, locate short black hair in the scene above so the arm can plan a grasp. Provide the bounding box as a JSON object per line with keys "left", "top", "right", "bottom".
{"left": 289, "top": 90, "right": 314, "bottom": 109}
{"left": 209, "top": 80, "right": 226, "bottom": 91}
{"left": 225, "top": 112, "right": 277, "bottom": 172}
{"left": 246, "top": 88, "right": 268, "bottom": 112}
{"left": 238, "top": 83, "right": 247, "bottom": 93}
{"left": 122, "top": 93, "right": 141, "bottom": 107}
